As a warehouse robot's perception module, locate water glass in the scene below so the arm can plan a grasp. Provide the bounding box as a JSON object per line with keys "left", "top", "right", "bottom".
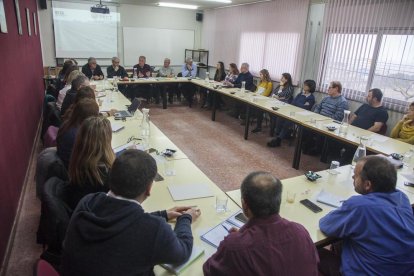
{"left": 286, "top": 191, "right": 296, "bottom": 204}
{"left": 164, "top": 159, "right": 175, "bottom": 176}
{"left": 328, "top": 160, "right": 340, "bottom": 174}
{"left": 216, "top": 195, "right": 228, "bottom": 213}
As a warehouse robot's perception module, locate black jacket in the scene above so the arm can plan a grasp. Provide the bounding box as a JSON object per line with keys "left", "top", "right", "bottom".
{"left": 107, "top": 65, "right": 128, "bottom": 78}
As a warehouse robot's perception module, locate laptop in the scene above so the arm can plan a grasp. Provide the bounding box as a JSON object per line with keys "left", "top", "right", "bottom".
{"left": 114, "top": 98, "right": 141, "bottom": 119}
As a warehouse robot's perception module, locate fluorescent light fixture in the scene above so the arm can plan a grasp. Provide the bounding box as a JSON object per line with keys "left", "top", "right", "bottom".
{"left": 206, "top": 0, "right": 232, "bottom": 3}
{"left": 158, "top": 2, "right": 198, "bottom": 9}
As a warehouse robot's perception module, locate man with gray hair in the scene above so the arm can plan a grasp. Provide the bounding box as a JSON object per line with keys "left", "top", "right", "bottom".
{"left": 203, "top": 171, "right": 319, "bottom": 275}
{"left": 81, "top": 57, "right": 104, "bottom": 80}
{"left": 107, "top": 57, "right": 128, "bottom": 80}
{"left": 181, "top": 57, "right": 198, "bottom": 107}
{"left": 157, "top": 58, "right": 176, "bottom": 105}
{"left": 232, "top": 62, "right": 254, "bottom": 91}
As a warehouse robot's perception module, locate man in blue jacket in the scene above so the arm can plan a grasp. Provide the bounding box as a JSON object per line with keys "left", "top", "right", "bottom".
{"left": 319, "top": 155, "right": 414, "bottom": 275}
{"left": 61, "top": 149, "right": 201, "bottom": 276}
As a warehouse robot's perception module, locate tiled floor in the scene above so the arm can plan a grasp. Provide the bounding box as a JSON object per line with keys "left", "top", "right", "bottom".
{"left": 4, "top": 100, "right": 327, "bottom": 275}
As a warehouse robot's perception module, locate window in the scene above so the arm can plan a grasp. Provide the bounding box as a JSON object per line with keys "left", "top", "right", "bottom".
{"left": 320, "top": 32, "right": 414, "bottom": 108}
{"left": 372, "top": 35, "right": 414, "bottom": 102}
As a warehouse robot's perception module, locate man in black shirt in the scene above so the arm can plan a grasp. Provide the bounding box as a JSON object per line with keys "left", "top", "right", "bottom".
{"left": 131, "top": 56, "right": 155, "bottom": 102}
{"left": 81, "top": 57, "right": 104, "bottom": 80}
{"left": 107, "top": 56, "right": 128, "bottom": 79}
{"left": 349, "top": 88, "right": 388, "bottom": 133}
{"left": 233, "top": 63, "right": 255, "bottom": 91}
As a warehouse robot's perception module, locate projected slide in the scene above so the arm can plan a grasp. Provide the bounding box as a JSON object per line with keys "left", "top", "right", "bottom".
{"left": 53, "top": 2, "right": 119, "bottom": 58}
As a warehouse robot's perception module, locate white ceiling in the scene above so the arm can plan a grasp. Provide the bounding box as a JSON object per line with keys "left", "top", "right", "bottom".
{"left": 88, "top": 0, "right": 274, "bottom": 10}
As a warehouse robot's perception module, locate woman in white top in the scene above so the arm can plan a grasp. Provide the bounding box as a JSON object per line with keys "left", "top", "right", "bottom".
{"left": 56, "top": 70, "right": 82, "bottom": 110}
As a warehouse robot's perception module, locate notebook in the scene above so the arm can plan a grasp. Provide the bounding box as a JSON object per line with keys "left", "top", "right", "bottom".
{"left": 160, "top": 246, "right": 204, "bottom": 275}
{"left": 114, "top": 98, "right": 141, "bottom": 119}
{"left": 200, "top": 211, "right": 246, "bottom": 248}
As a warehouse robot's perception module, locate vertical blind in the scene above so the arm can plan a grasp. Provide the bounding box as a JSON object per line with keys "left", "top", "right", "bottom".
{"left": 317, "top": 0, "right": 414, "bottom": 112}
{"left": 202, "top": 0, "right": 310, "bottom": 83}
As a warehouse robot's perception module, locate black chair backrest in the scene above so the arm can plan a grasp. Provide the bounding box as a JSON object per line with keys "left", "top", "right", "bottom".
{"left": 39, "top": 177, "right": 72, "bottom": 253}
{"left": 177, "top": 72, "right": 183, "bottom": 77}
{"left": 36, "top": 148, "right": 68, "bottom": 199}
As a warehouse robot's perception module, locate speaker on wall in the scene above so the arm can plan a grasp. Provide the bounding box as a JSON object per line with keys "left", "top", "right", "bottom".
{"left": 39, "top": 0, "right": 47, "bottom": 10}
{"left": 196, "top": 13, "right": 203, "bottom": 22}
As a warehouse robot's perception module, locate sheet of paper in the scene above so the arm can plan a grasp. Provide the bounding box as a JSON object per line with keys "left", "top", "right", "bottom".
{"left": 401, "top": 173, "right": 414, "bottom": 184}
{"left": 111, "top": 122, "right": 124, "bottom": 132}
{"left": 113, "top": 142, "right": 134, "bottom": 154}
{"left": 296, "top": 111, "right": 313, "bottom": 116}
{"left": 316, "top": 190, "right": 345, "bottom": 208}
{"left": 369, "top": 134, "right": 389, "bottom": 143}
{"left": 167, "top": 183, "right": 214, "bottom": 201}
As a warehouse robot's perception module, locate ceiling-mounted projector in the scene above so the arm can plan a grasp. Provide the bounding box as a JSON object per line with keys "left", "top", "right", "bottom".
{"left": 91, "top": 0, "right": 110, "bottom": 14}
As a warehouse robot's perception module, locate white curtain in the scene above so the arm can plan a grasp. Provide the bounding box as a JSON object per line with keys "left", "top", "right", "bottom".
{"left": 317, "top": 0, "right": 414, "bottom": 112}
{"left": 202, "top": 0, "right": 310, "bottom": 83}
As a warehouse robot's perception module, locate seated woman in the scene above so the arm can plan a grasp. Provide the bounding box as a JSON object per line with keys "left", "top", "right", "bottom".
{"left": 268, "top": 79, "right": 316, "bottom": 147}
{"left": 251, "top": 69, "right": 273, "bottom": 133}
{"left": 203, "top": 61, "right": 227, "bottom": 108}
{"left": 56, "top": 69, "right": 82, "bottom": 110}
{"left": 56, "top": 98, "right": 99, "bottom": 168}
{"left": 66, "top": 116, "right": 115, "bottom": 209}
{"left": 223, "top": 63, "right": 239, "bottom": 86}
{"left": 390, "top": 102, "right": 414, "bottom": 144}
{"left": 271, "top": 73, "right": 294, "bottom": 103}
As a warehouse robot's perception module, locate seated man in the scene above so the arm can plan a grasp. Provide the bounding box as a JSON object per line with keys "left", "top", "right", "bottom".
{"left": 231, "top": 62, "right": 254, "bottom": 91}
{"left": 61, "top": 149, "right": 201, "bottom": 276}
{"left": 203, "top": 171, "right": 319, "bottom": 276}
{"left": 304, "top": 81, "right": 349, "bottom": 155}
{"left": 131, "top": 56, "right": 154, "bottom": 101}
{"left": 319, "top": 156, "right": 414, "bottom": 275}
{"left": 106, "top": 56, "right": 128, "bottom": 80}
{"left": 81, "top": 57, "right": 104, "bottom": 80}
{"left": 349, "top": 88, "right": 388, "bottom": 132}
{"left": 339, "top": 88, "right": 389, "bottom": 164}
{"left": 157, "top": 58, "right": 176, "bottom": 104}
{"left": 181, "top": 57, "right": 198, "bottom": 107}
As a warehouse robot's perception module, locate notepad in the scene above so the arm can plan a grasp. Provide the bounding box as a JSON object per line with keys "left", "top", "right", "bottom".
{"left": 111, "top": 123, "right": 124, "bottom": 133}
{"left": 200, "top": 211, "right": 246, "bottom": 248}
{"left": 167, "top": 183, "right": 214, "bottom": 201}
{"left": 160, "top": 246, "right": 204, "bottom": 275}
{"left": 316, "top": 190, "right": 345, "bottom": 208}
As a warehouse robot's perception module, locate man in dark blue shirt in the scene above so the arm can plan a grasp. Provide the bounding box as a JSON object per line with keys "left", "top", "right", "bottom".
{"left": 106, "top": 56, "right": 128, "bottom": 80}
{"left": 319, "top": 156, "right": 414, "bottom": 275}
{"left": 81, "top": 57, "right": 104, "bottom": 80}
{"left": 233, "top": 63, "right": 255, "bottom": 91}
{"left": 349, "top": 88, "right": 388, "bottom": 133}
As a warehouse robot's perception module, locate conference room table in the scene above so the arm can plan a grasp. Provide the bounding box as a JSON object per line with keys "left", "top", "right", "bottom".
{"left": 117, "top": 77, "right": 191, "bottom": 110}
{"left": 226, "top": 164, "right": 414, "bottom": 248}
{"left": 107, "top": 77, "right": 413, "bottom": 171}
{"left": 98, "top": 89, "right": 243, "bottom": 275}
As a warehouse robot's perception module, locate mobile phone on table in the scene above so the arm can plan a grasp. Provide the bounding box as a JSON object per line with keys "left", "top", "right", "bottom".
{"left": 235, "top": 212, "right": 248, "bottom": 223}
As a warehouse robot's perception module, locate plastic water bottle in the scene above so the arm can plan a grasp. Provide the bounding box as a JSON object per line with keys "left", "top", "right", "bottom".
{"left": 133, "top": 68, "right": 137, "bottom": 80}
{"left": 241, "top": 81, "right": 246, "bottom": 93}
{"left": 339, "top": 110, "right": 351, "bottom": 136}
{"left": 141, "top": 108, "right": 150, "bottom": 150}
{"left": 352, "top": 136, "right": 368, "bottom": 168}
{"left": 205, "top": 72, "right": 210, "bottom": 84}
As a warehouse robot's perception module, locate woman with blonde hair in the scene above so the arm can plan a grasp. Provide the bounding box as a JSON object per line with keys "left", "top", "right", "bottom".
{"left": 251, "top": 69, "right": 273, "bottom": 133}
{"left": 66, "top": 116, "right": 115, "bottom": 209}
{"left": 391, "top": 102, "right": 414, "bottom": 144}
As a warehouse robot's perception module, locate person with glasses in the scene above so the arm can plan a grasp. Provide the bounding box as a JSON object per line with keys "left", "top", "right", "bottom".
{"left": 81, "top": 57, "right": 104, "bottom": 80}
{"left": 304, "top": 81, "right": 348, "bottom": 155}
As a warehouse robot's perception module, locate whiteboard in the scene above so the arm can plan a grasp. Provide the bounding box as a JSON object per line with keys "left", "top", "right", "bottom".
{"left": 123, "top": 27, "right": 194, "bottom": 66}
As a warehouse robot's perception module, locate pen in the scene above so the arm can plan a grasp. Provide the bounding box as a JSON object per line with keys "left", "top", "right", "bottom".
{"left": 222, "top": 224, "right": 230, "bottom": 233}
